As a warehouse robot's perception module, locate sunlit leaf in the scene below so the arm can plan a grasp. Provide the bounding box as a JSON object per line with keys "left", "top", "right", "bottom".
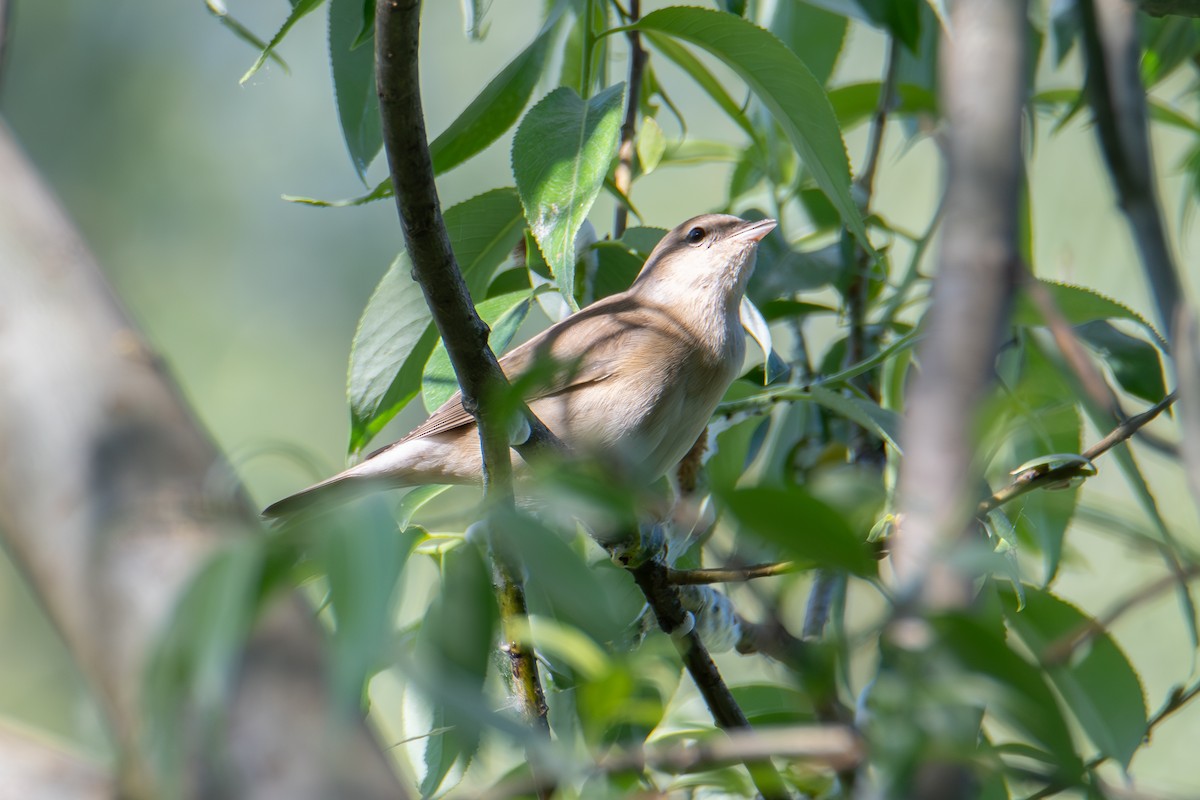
{"left": 348, "top": 189, "right": 526, "bottom": 452}
{"left": 723, "top": 486, "right": 876, "bottom": 576}
{"left": 629, "top": 8, "right": 868, "bottom": 249}
{"left": 769, "top": 0, "right": 847, "bottom": 85}
{"left": 512, "top": 84, "right": 626, "bottom": 310}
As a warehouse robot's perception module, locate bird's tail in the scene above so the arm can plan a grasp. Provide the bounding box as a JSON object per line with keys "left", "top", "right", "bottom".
{"left": 261, "top": 471, "right": 396, "bottom": 520}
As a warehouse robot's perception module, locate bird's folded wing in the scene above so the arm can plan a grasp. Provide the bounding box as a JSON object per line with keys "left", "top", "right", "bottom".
{"left": 366, "top": 300, "right": 632, "bottom": 456}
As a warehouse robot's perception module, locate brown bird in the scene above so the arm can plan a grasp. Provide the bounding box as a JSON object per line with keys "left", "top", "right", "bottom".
{"left": 263, "top": 213, "right": 776, "bottom": 518}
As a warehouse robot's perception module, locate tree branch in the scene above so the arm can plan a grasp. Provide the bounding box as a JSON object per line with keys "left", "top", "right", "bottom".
{"left": 0, "top": 121, "right": 406, "bottom": 798}
{"left": 374, "top": 0, "right": 552, "bottom": 751}
{"left": 1080, "top": 0, "right": 1184, "bottom": 342}
{"left": 666, "top": 561, "right": 798, "bottom": 585}
{"left": 893, "top": 0, "right": 1029, "bottom": 607}
{"left": 612, "top": 0, "right": 646, "bottom": 238}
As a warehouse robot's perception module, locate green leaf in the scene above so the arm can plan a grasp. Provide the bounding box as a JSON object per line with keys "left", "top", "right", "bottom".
{"left": 422, "top": 290, "right": 535, "bottom": 413}
{"left": 808, "top": 385, "right": 902, "bottom": 452}
{"left": 643, "top": 32, "right": 759, "bottom": 143}
{"left": 1000, "top": 587, "right": 1147, "bottom": 769}
{"left": 1013, "top": 280, "right": 1166, "bottom": 349}
{"left": 419, "top": 544, "right": 498, "bottom": 797}
{"left": 1076, "top": 321, "right": 1167, "bottom": 404}
{"left": 512, "top": 84, "right": 626, "bottom": 310}
{"left": 322, "top": 512, "right": 420, "bottom": 705}
{"left": 590, "top": 241, "right": 645, "bottom": 301}
{"left": 722, "top": 486, "right": 876, "bottom": 576}
{"left": 827, "top": 82, "right": 938, "bottom": 130}
{"left": 859, "top": 0, "right": 923, "bottom": 51}
{"left": 769, "top": 0, "right": 847, "bottom": 85}
{"left": 240, "top": 0, "right": 325, "bottom": 84}
{"left": 934, "top": 610, "right": 1084, "bottom": 782}
{"left": 348, "top": 189, "right": 526, "bottom": 452}
{"left": 635, "top": 116, "right": 666, "bottom": 175}
{"left": 430, "top": 14, "right": 559, "bottom": 175}
{"left": 205, "top": 0, "right": 290, "bottom": 72}
{"left": 329, "top": 0, "right": 381, "bottom": 179}
{"left": 459, "top": 0, "right": 489, "bottom": 40}
{"left": 629, "top": 8, "right": 868, "bottom": 249}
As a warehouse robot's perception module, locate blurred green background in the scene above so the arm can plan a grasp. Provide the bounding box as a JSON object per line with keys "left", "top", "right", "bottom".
{"left": 1, "top": 0, "right": 1198, "bottom": 792}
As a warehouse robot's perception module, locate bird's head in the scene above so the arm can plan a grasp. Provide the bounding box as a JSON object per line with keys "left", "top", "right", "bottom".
{"left": 631, "top": 214, "right": 777, "bottom": 310}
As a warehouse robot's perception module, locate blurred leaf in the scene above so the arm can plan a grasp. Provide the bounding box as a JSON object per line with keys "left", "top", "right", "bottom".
{"left": 1000, "top": 587, "right": 1147, "bottom": 769}
{"left": 770, "top": 0, "right": 847, "bottom": 85}
{"left": 419, "top": 544, "right": 498, "bottom": 796}
{"left": 1141, "top": 16, "right": 1200, "bottom": 87}
{"left": 348, "top": 189, "right": 526, "bottom": 452}
{"left": 577, "top": 639, "right": 681, "bottom": 747}
{"left": 422, "top": 290, "right": 535, "bottom": 412}
{"left": 322, "top": 512, "right": 420, "bottom": 705}
{"left": 1076, "top": 321, "right": 1167, "bottom": 404}
{"left": 1051, "top": 0, "right": 1079, "bottom": 65}
{"left": 240, "top": 0, "right": 325, "bottom": 84}
{"left": 513, "top": 84, "right": 626, "bottom": 310}
{"left": 723, "top": 486, "right": 876, "bottom": 576}
{"left": 858, "top": 0, "right": 922, "bottom": 51}
{"left": 644, "top": 32, "right": 759, "bottom": 142}
{"left": 430, "top": 13, "right": 560, "bottom": 175}
{"left": 630, "top": 8, "right": 869, "bottom": 250}
{"left": 934, "top": 611, "right": 1085, "bottom": 783}
{"left": 808, "top": 385, "right": 902, "bottom": 452}
{"left": 396, "top": 485, "right": 452, "bottom": 529}
{"left": 709, "top": 417, "right": 767, "bottom": 492}
{"left": 459, "top": 0, "right": 488, "bottom": 40}
{"left": 658, "top": 139, "right": 743, "bottom": 166}
{"left": 730, "top": 683, "right": 816, "bottom": 726}
{"left": 636, "top": 115, "right": 667, "bottom": 175}
{"left": 329, "top": 0, "right": 381, "bottom": 179}
{"left": 828, "top": 82, "right": 937, "bottom": 130}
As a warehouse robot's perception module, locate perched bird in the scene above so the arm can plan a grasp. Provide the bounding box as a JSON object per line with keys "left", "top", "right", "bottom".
{"left": 263, "top": 213, "right": 776, "bottom": 518}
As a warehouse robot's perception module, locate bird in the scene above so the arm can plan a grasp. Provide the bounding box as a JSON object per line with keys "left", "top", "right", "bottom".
{"left": 263, "top": 213, "right": 777, "bottom": 519}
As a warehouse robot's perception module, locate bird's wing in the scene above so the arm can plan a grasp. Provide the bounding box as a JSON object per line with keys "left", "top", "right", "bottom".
{"left": 365, "top": 295, "right": 637, "bottom": 456}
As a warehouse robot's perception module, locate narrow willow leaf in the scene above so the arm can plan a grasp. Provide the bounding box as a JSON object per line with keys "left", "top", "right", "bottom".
{"left": 422, "top": 290, "right": 535, "bottom": 413}
{"left": 459, "top": 0, "right": 488, "bottom": 40}
{"left": 630, "top": 8, "right": 868, "bottom": 249}
{"left": 809, "top": 385, "right": 902, "bottom": 452}
{"left": 723, "top": 486, "right": 876, "bottom": 576}
{"left": 1000, "top": 587, "right": 1147, "bottom": 769}
{"left": 329, "top": 0, "right": 382, "bottom": 178}
{"left": 512, "top": 83, "right": 626, "bottom": 310}
{"left": 241, "top": 0, "right": 325, "bottom": 84}
{"left": 430, "top": 13, "right": 560, "bottom": 174}
{"left": 643, "top": 32, "right": 759, "bottom": 143}
{"left": 347, "top": 189, "right": 526, "bottom": 452}
{"left": 205, "top": 0, "right": 290, "bottom": 71}
{"left": 827, "top": 82, "right": 938, "bottom": 130}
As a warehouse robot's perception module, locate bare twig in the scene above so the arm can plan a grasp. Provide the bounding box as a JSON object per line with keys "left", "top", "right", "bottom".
{"left": 374, "top": 0, "right": 551, "bottom": 752}
{"left": 627, "top": 558, "right": 791, "bottom": 799}
{"left": 1079, "top": 0, "right": 1184, "bottom": 342}
{"left": 978, "top": 391, "right": 1176, "bottom": 515}
{"left": 612, "top": 0, "right": 646, "bottom": 238}
{"left": 854, "top": 37, "right": 901, "bottom": 202}
{"left": 803, "top": 571, "right": 842, "bottom": 639}
{"left": 667, "top": 561, "right": 798, "bottom": 585}
{"left": 1041, "top": 562, "right": 1200, "bottom": 665}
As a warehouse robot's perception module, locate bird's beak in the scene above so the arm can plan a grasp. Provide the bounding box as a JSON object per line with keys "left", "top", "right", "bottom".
{"left": 732, "top": 218, "right": 778, "bottom": 243}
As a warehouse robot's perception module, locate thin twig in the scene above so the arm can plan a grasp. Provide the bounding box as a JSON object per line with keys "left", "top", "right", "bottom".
{"left": 612, "top": 0, "right": 646, "bottom": 238}
{"left": 667, "top": 561, "right": 798, "bottom": 585}
{"left": 854, "top": 37, "right": 901, "bottom": 202}
{"left": 978, "top": 392, "right": 1176, "bottom": 515}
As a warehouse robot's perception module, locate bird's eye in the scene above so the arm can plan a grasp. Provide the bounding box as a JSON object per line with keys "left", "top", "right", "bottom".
{"left": 685, "top": 226, "right": 706, "bottom": 245}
